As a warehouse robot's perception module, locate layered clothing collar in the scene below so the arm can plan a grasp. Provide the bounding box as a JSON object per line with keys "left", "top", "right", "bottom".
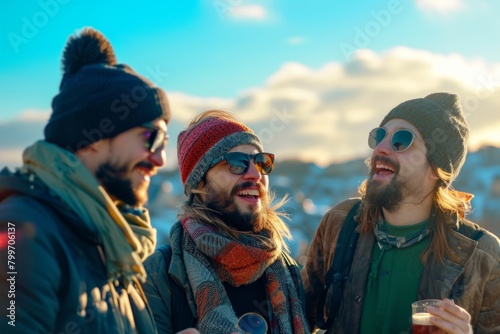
{"left": 21, "top": 140, "right": 156, "bottom": 282}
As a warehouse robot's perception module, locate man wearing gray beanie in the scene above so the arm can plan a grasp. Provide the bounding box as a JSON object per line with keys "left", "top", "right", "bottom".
{"left": 0, "top": 28, "right": 172, "bottom": 333}
{"left": 302, "top": 92, "right": 500, "bottom": 334}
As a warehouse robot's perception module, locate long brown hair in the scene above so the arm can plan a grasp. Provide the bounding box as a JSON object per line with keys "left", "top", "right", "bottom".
{"left": 179, "top": 109, "right": 292, "bottom": 252}
{"left": 357, "top": 167, "right": 471, "bottom": 263}
{"left": 181, "top": 188, "right": 292, "bottom": 253}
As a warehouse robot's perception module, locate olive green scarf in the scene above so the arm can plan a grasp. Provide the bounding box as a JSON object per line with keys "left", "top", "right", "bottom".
{"left": 22, "top": 140, "right": 156, "bottom": 282}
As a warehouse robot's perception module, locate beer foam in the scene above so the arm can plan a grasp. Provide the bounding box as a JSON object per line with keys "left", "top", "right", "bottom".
{"left": 412, "top": 312, "right": 432, "bottom": 325}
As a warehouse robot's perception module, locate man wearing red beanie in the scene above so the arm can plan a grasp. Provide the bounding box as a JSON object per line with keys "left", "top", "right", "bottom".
{"left": 0, "top": 28, "right": 171, "bottom": 333}
{"left": 143, "top": 110, "right": 310, "bottom": 334}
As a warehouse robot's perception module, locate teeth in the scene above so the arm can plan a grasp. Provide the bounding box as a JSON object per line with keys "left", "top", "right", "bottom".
{"left": 376, "top": 163, "right": 394, "bottom": 172}
{"left": 237, "top": 189, "right": 259, "bottom": 196}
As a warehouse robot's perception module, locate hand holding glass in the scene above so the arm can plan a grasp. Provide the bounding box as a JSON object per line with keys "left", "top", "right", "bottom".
{"left": 412, "top": 299, "right": 445, "bottom": 334}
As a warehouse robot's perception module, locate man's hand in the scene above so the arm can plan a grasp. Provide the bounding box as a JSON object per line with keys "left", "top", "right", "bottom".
{"left": 428, "top": 299, "right": 472, "bottom": 334}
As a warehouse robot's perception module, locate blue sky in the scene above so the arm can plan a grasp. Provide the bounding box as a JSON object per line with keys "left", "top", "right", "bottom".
{"left": 1, "top": 0, "right": 500, "bottom": 168}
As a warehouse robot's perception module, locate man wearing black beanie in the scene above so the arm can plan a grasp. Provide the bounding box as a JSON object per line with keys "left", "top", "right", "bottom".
{"left": 0, "top": 28, "right": 172, "bottom": 333}
{"left": 302, "top": 93, "right": 500, "bottom": 334}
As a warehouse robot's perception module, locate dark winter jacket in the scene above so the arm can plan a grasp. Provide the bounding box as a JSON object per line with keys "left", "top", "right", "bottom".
{"left": 0, "top": 168, "right": 156, "bottom": 334}
{"left": 301, "top": 198, "right": 500, "bottom": 334}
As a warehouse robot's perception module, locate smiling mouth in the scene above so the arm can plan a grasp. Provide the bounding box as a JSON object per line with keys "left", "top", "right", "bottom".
{"left": 134, "top": 163, "right": 156, "bottom": 178}
{"left": 236, "top": 189, "right": 260, "bottom": 199}
{"left": 375, "top": 162, "right": 396, "bottom": 175}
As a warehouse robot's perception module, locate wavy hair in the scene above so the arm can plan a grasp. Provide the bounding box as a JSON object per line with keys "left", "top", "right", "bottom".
{"left": 357, "top": 167, "right": 471, "bottom": 264}
{"left": 179, "top": 109, "right": 292, "bottom": 252}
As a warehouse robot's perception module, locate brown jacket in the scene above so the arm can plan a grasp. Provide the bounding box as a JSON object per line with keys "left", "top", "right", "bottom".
{"left": 301, "top": 198, "right": 500, "bottom": 334}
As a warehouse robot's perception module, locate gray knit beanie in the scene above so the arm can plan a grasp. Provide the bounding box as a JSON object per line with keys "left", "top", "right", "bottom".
{"left": 380, "top": 92, "right": 470, "bottom": 181}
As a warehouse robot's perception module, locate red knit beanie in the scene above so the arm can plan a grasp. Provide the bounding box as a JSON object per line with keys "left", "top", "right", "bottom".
{"left": 177, "top": 113, "right": 263, "bottom": 194}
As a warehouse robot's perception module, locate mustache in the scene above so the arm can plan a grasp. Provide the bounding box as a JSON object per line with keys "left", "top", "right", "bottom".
{"left": 135, "top": 161, "right": 155, "bottom": 173}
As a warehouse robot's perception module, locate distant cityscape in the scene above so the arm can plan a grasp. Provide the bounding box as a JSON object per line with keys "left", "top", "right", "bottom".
{"left": 147, "top": 145, "right": 500, "bottom": 262}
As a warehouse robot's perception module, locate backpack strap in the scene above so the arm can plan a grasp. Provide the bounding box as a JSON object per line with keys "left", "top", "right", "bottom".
{"left": 156, "top": 244, "right": 196, "bottom": 332}
{"left": 316, "top": 199, "right": 361, "bottom": 330}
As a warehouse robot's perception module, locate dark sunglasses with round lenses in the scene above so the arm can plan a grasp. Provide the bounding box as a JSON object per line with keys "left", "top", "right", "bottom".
{"left": 142, "top": 122, "right": 169, "bottom": 153}
{"left": 210, "top": 152, "right": 275, "bottom": 175}
{"left": 368, "top": 127, "right": 415, "bottom": 152}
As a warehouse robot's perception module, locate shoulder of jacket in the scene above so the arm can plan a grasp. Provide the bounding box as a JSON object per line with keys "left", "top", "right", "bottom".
{"left": 456, "top": 219, "right": 500, "bottom": 261}
{"left": 1, "top": 193, "right": 60, "bottom": 226}
{"left": 144, "top": 247, "right": 170, "bottom": 283}
{"left": 473, "top": 229, "right": 500, "bottom": 261}
{"left": 323, "top": 198, "right": 361, "bottom": 221}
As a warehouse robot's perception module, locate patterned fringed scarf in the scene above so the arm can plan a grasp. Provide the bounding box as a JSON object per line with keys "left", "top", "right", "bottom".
{"left": 182, "top": 218, "right": 309, "bottom": 334}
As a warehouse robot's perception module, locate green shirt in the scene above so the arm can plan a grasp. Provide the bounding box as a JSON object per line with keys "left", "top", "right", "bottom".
{"left": 360, "top": 220, "right": 430, "bottom": 334}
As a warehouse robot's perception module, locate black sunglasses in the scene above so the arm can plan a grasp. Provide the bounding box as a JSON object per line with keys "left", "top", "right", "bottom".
{"left": 142, "top": 122, "right": 169, "bottom": 153}
{"left": 210, "top": 152, "right": 275, "bottom": 175}
{"left": 368, "top": 127, "right": 415, "bottom": 152}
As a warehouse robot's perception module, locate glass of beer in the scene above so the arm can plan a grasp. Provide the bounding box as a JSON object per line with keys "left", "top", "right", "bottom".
{"left": 411, "top": 299, "right": 445, "bottom": 334}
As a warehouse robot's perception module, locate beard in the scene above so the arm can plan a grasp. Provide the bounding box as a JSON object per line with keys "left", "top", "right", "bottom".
{"left": 203, "top": 181, "right": 268, "bottom": 233}
{"left": 365, "top": 155, "right": 434, "bottom": 212}
{"left": 364, "top": 156, "right": 405, "bottom": 212}
{"left": 365, "top": 173, "right": 405, "bottom": 212}
{"left": 96, "top": 162, "right": 150, "bottom": 207}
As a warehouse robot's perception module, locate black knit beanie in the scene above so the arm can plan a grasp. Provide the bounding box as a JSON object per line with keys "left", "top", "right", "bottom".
{"left": 380, "top": 92, "right": 470, "bottom": 181}
{"left": 44, "top": 28, "right": 171, "bottom": 152}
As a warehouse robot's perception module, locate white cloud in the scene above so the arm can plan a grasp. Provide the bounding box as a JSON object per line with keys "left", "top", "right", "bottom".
{"left": 229, "top": 5, "right": 267, "bottom": 20}
{"left": 469, "top": 122, "right": 500, "bottom": 152}
{"left": 0, "top": 109, "right": 50, "bottom": 124}
{"left": 229, "top": 47, "right": 500, "bottom": 165}
{"left": 286, "top": 36, "right": 305, "bottom": 45}
{"left": 415, "top": 0, "right": 466, "bottom": 14}
{"left": 168, "top": 92, "right": 234, "bottom": 123}
{"left": 2, "top": 47, "right": 500, "bottom": 168}
{"left": 19, "top": 109, "right": 50, "bottom": 121}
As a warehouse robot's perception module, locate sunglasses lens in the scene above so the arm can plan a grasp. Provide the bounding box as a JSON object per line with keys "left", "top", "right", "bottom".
{"left": 368, "top": 128, "right": 387, "bottom": 149}
{"left": 392, "top": 130, "right": 414, "bottom": 152}
{"left": 146, "top": 129, "right": 158, "bottom": 151}
{"left": 226, "top": 153, "right": 250, "bottom": 175}
{"left": 254, "top": 153, "right": 275, "bottom": 175}
{"left": 221, "top": 152, "right": 275, "bottom": 175}
{"left": 143, "top": 123, "right": 168, "bottom": 153}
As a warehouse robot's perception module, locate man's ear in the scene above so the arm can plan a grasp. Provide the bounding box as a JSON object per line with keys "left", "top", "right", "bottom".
{"left": 75, "top": 139, "right": 109, "bottom": 174}
{"left": 429, "top": 166, "right": 440, "bottom": 181}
